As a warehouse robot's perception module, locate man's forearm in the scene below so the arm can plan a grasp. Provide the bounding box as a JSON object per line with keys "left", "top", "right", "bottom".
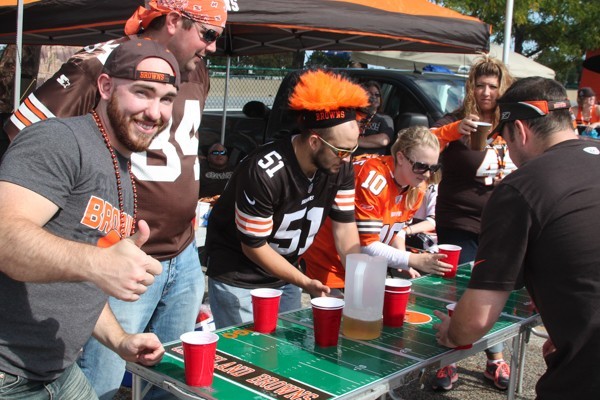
{"left": 92, "top": 303, "right": 127, "bottom": 353}
{"left": 0, "top": 215, "right": 98, "bottom": 283}
{"left": 448, "top": 288, "right": 510, "bottom": 346}
{"left": 242, "top": 243, "right": 312, "bottom": 289}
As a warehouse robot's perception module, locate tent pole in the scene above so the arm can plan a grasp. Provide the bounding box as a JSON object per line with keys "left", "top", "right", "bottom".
{"left": 502, "top": 0, "right": 514, "bottom": 65}
{"left": 13, "top": 0, "right": 24, "bottom": 111}
{"left": 220, "top": 56, "right": 231, "bottom": 145}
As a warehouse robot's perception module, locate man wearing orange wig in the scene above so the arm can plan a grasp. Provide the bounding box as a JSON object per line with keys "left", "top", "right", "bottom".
{"left": 4, "top": 1, "right": 227, "bottom": 398}
{"left": 205, "top": 69, "right": 368, "bottom": 328}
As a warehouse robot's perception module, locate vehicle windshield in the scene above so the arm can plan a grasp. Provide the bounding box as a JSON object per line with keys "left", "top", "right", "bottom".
{"left": 414, "top": 75, "right": 466, "bottom": 115}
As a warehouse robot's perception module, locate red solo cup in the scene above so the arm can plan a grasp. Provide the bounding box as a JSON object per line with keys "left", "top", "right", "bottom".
{"left": 385, "top": 278, "right": 412, "bottom": 292}
{"left": 251, "top": 288, "right": 282, "bottom": 333}
{"left": 438, "top": 244, "right": 462, "bottom": 278}
{"left": 383, "top": 289, "right": 411, "bottom": 327}
{"left": 180, "top": 331, "right": 219, "bottom": 387}
{"left": 446, "top": 302, "right": 456, "bottom": 316}
{"left": 445, "top": 303, "right": 473, "bottom": 350}
{"left": 311, "top": 297, "right": 344, "bottom": 347}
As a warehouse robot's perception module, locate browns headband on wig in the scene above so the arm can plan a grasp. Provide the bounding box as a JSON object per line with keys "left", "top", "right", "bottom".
{"left": 124, "top": 0, "right": 227, "bottom": 35}
{"left": 288, "top": 70, "right": 369, "bottom": 129}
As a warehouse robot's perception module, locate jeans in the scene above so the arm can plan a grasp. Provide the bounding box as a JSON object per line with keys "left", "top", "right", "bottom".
{"left": 78, "top": 241, "right": 204, "bottom": 400}
{"left": 436, "top": 227, "right": 503, "bottom": 355}
{"left": 436, "top": 227, "right": 479, "bottom": 265}
{"left": 208, "top": 278, "right": 302, "bottom": 329}
{"left": 0, "top": 363, "right": 98, "bottom": 400}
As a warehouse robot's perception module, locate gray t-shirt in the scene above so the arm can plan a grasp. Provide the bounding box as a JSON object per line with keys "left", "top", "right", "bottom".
{"left": 0, "top": 114, "right": 135, "bottom": 381}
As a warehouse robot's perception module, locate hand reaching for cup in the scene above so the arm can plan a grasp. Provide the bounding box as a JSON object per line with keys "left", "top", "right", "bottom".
{"left": 306, "top": 279, "right": 331, "bottom": 298}
{"left": 408, "top": 252, "right": 453, "bottom": 276}
{"left": 92, "top": 220, "right": 163, "bottom": 301}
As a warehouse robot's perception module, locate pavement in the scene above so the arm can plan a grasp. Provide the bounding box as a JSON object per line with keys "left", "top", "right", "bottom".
{"left": 114, "top": 291, "right": 548, "bottom": 400}
{"left": 388, "top": 334, "right": 546, "bottom": 400}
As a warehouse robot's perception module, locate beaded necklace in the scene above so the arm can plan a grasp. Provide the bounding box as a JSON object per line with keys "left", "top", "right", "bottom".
{"left": 91, "top": 110, "right": 137, "bottom": 237}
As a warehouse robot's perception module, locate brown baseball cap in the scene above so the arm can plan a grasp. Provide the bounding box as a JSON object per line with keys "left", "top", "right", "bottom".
{"left": 102, "top": 38, "right": 180, "bottom": 89}
{"left": 577, "top": 87, "right": 596, "bottom": 99}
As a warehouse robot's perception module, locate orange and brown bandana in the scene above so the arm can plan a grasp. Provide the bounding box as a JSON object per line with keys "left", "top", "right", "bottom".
{"left": 125, "top": 0, "right": 227, "bottom": 35}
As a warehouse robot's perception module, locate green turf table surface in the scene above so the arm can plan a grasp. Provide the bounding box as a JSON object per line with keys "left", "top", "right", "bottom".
{"left": 132, "top": 265, "right": 538, "bottom": 399}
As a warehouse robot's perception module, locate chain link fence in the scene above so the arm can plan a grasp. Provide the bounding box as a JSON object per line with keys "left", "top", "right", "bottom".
{"left": 205, "top": 66, "right": 295, "bottom": 111}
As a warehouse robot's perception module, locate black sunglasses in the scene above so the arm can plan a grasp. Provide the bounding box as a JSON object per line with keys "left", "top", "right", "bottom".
{"left": 195, "top": 23, "right": 221, "bottom": 43}
{"left": 210, "top": 150, "right": 227, "bottom": 156}
{"left": 402, "top": 152, "right": 442, "bottom": 174}
{"left": 181, "top": 12, "right": 221, "bottom": 43}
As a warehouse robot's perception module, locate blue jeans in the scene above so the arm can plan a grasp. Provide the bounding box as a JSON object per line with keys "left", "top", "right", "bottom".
{"left": 0, "top": 363, "right": 98, "bottom": 400}
{"left": 436, "top": 227, "right": 478, "bottom": 265}
{"left": 208, "top": 278, "right": 302, "bottom": 329}
{"left": 78, "top": 241, "right": 204, "bottom": 400}
{"left": 435, "top": 227, "right": 503, "bottom": 355}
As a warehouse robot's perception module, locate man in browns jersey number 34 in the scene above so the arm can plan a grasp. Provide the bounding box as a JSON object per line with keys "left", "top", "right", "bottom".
{"left": 206, "top": 69, "right": 368, "bottom": 329}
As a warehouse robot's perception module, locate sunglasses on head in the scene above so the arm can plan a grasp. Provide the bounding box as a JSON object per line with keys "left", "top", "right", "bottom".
{"left": 210, "top": 150, "right": 227, "bottom": 156}
{"left": 402, "top": 152, "right": 442, "bottom": 174}
{"left": 311, "top": 131, "right": 359, "bottom": 158}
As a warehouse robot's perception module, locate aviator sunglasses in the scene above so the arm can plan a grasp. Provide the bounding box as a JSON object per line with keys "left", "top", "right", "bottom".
{"left": 311, "top": 131, "right": 359, "bottom": 158}
{"left": 402, "top": 152, "right": 442, "bottom": 174}
{"left": 181, "top": 12, "right": 221, "bottom": 43}
{"left": 194, "top": 23, "right": 221, "bottom": 43}
{"left": 210, "top": 150, "right": 227, "bottom": 156}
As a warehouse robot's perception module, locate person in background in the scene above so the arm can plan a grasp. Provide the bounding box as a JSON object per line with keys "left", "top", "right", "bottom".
{"left": 205, "top": 69, "right": 367, "bottom": 329}
{"left": 0, "top": 38, "right": 173, "bottom": 399}
{"left": 571, "top": 87, "right": 600, "bottom": 138}
{"left": 354, "top": 81, "right": 394, "bottom": 156}
{"left": 199, "top": 142, "right": 234, "bottom": 198}
{"left": 3, "top": 1, "right": 228, "bottom": 398}
{"left": 434, "top": 76, "right": 600, "bottom": 400}
{"left": 300, "top": 126, "right": 452, "bottom": 295}
{"left": 430, "top": 56, "right": 516, "bottom": 392}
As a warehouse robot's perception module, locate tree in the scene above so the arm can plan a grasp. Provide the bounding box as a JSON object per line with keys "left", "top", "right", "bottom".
{"left": 208, "top": 52, "right": 304, "bottom": 71}
{"left": 305, "top": 51, "right": 351, "bottom": 68}
{"left": 433, "top": 0, "right": 600, "bottom": 85}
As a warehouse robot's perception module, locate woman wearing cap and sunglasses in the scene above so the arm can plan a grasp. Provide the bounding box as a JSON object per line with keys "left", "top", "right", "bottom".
{"left": 571, "top": 87, "right": 600, "bottom": 138}
{"left": 300, "top": 126, "right": 453, "bottom": 294}
{"left": 429, "top": 56, "right": 517, "bottom": 392}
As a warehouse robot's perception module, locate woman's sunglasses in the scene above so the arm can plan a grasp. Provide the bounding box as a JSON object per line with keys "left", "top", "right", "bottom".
{"left": 402, "top": 152, "right": 442, "bottom": 174}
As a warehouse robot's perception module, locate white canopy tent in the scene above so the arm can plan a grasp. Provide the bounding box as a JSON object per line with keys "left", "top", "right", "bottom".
{"left": 351, "top": 43, "right": 555, "bottom": 79}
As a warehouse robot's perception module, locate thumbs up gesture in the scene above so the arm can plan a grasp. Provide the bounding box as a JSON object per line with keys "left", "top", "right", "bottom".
{"left": 92, "top": 220, "right": 163, "bottom": 301}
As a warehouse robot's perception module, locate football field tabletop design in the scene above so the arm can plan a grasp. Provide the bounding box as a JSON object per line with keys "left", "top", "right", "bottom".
{"left": 132, "top": 265, "right": 538, "bottom": 399}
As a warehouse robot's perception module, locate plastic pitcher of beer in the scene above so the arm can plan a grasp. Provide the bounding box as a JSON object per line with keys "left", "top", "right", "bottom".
{"left": 342, "top": 254, "right": 388, "bottom": 340}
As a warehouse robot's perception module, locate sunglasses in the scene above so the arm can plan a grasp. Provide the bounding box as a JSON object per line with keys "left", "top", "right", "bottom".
{"left": 312, "top": 132, "right": 359, "bottom": 158}
{"left": 210, "top": 150, "right": 227, "bottom": 156}
{"left": 402, "top": 152, "right": 442, "bottom": 174}
{"left": 180, "top": 11, "right": 221, "bottom": 43}
{"left": 195, "top": 24, "right": 221, "bottom": 43}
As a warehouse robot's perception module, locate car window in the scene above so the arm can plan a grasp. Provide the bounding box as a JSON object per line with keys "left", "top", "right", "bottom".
{"left": 414, "top": 76, "right": 465, "bottom": 115}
